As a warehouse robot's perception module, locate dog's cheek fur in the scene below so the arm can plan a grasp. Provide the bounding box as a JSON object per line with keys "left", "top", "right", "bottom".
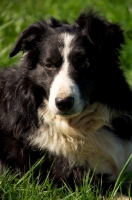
{"left": 0, "top": 70, "right": 44, "bottom": 139}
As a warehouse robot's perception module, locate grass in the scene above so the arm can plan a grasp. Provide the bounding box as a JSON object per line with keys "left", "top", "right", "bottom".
{"left": 0, "top": 0, "right": 132, "bottom": 199}
{"left": 0, "top": 155, "right": 132, "bottom": 200}
{"left": 0, "top": 171, "right": 94, "bottom": 200}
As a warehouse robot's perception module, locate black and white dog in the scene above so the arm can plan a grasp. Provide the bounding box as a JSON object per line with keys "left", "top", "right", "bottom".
{"left": 0, "top": 9, "right": 132, "bottom": 191}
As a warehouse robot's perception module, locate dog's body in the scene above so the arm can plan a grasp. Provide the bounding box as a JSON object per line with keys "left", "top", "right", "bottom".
{"left": 1, "top": 10, "right": 132, "bottom": 191}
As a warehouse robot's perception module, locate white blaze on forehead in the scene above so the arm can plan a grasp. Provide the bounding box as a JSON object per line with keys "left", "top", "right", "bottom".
{"left": 48, "top": 33, "right": 84, "bottom": 115}
{"left": 55, "top": 33, "right": 74, "bottom": 96}
{"left": 62, "top": 33, "right": 74, "bottom": 72}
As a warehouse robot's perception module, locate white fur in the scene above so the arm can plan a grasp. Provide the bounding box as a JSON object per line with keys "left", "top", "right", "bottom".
{"left": 48, "top": 33, "right": 84, "bottom": 116}
{"left": 29, "top": 102, "right": 132, "bottom": 181}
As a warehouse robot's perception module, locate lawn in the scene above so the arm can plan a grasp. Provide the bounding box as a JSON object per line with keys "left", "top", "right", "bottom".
{"left": 0, "top": 0, "right": 132, "bottom": 199}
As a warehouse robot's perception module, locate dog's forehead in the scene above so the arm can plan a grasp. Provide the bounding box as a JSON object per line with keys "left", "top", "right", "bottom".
{"left": 44, "top": 28, "right": 85, "bottom": 56}
{"left": 60, "top": 33, "right": 74, "bottom": 52}
{"left": 59, "top": 33, "right": 88, "bottom": 63}
{"left": 39, "top": 25, "right": 87, "bottom": 64}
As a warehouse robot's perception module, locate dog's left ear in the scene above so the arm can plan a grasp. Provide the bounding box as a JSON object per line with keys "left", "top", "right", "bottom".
{"left": 10, "top": 22, "right": 46, "bottom": 57}
{"left": 76, "top": 10, "right": 124, "bottom": 51}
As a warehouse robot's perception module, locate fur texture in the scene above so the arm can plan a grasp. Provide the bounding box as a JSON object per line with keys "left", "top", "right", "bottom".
{"left": 1, "top": 9, "right": 132, "bottom": 192}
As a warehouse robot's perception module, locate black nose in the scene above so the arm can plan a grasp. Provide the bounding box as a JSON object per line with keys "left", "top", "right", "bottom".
{"left": 55, "top": 96, "right": 74, "bottom": 112}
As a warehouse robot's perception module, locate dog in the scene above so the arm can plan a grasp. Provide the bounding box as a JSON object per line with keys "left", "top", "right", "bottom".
{"left": 0, "top": 9, "right": 132, "bottom": 192}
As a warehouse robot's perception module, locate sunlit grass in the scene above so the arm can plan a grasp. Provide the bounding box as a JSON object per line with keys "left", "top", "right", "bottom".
{"left": 0, "top": 155, "right": 132, "bottom": 199}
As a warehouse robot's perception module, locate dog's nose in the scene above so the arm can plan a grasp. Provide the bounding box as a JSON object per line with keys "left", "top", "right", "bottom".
{"left": 55, "top": 96, "right": 74, "bottom": 111}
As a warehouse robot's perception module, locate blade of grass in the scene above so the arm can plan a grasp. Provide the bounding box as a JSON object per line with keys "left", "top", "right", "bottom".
{"left": 110, "top": 154, "right": 132, "bottom": 199}
{"left": 14, "top": 155, "right": 45, "bottom": 187}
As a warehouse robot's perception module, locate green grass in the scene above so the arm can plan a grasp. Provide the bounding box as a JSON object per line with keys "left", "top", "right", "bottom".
{"left": 0, "top": 155, "right": 132, "bottom": 200}
{"left": 0, "top": 0, "right": 132, "bottom": 199}
{"left": 0, "top": 171, "right": 95, "bottom": 200}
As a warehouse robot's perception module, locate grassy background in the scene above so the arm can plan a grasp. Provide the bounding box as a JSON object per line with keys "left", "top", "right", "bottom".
{"left": 0, "top": 0, "right": 132, "bottom": 199}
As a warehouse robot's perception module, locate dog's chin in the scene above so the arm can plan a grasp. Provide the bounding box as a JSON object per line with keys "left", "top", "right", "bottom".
{"left": 56, "top": 104, "right": 90, "bottom": 118}
{"left": 55, "top": 109, "right": 84, "bottom": 119}
{"left": 57, "top": 112, "right": 79, "bottom": 118}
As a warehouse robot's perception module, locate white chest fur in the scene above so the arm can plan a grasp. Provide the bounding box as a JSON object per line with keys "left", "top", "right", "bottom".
{"left": 29, "top": 102, "right": 132, "bottom": 181}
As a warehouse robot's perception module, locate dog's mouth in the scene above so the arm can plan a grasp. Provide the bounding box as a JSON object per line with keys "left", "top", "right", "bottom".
{"left": 56, "top": 105, "right": 87, "bottom": 119}
{"left": 56, "top": 110, "right": 81, "bottom": 118}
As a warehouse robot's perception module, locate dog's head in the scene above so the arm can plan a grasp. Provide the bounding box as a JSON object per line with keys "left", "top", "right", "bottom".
{"left": 10, "top": 10, "right": 125, "bottom": 117}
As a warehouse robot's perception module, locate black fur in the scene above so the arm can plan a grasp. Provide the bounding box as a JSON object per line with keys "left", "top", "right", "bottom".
{"left": 1, "top": 9, "right": 132, "bottom": 193}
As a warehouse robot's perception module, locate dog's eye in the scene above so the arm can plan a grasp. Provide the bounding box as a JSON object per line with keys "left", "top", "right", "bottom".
{"left": 45, "top": 63, "right": 55, "bottom": 70}
{"left": 81, "top": 61, "right": 90, "bottom": 69}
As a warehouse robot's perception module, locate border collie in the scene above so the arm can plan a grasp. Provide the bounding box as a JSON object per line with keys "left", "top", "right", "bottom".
{"left": 0, "top": 9, "right": 132, "bottom": 192}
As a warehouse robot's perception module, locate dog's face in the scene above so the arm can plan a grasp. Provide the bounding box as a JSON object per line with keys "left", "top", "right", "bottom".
{"left": 39, "top": 32, "right": 95, "bottom": 117}
{"left": 10, "top": 10, "right": 124, "bottom": 117}
{"left": 44, "top": 33, "right": 86, "bottom": 116}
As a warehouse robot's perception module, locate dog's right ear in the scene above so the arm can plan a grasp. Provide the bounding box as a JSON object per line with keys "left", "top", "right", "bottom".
{"left": 10, "top": 22, "right": 46, "bottom": 57}
{"left": 76, "top": 9, "right": 124, "bottom": 53}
